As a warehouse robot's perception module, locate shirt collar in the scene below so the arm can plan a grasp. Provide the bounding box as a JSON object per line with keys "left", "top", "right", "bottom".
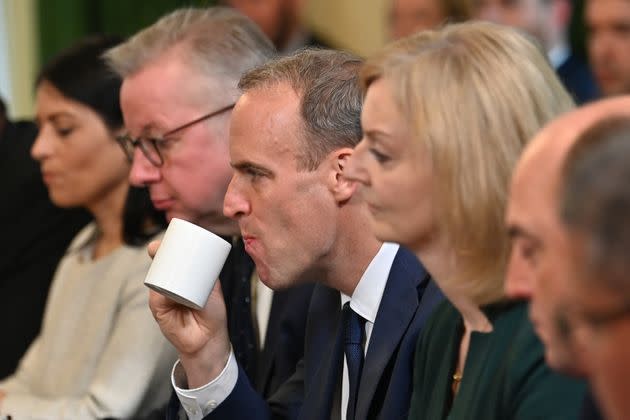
{"left": 340, "top": 242, "right": 400, "bottom": 324}
{"left": 548, "top": 43, "right": 570, "bottom": 70}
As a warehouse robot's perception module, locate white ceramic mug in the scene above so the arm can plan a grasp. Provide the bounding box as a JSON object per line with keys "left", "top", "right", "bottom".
{"left": 144, "top": 218, "right": 232, "bottom": 310}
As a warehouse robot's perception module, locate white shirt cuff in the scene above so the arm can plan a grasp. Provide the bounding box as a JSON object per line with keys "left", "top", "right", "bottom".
{"left": 172, "top": 350, "right": 238, "bottom": 419}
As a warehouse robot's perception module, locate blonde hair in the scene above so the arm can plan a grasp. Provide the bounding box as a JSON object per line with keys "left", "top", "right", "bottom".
{"left": 361, "top": 21, "right": 574, "bottom": 305}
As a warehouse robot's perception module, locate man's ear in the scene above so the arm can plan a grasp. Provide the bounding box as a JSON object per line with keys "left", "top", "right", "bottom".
{"left": 328, "top": 147, "right": 358, "bottom": 202}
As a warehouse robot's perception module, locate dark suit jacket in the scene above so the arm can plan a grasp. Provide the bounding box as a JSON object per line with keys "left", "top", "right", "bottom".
{"left": 0, "top": 120, "right": 90, "bottom": 378}
{"left": 220, "top": 238, "right": 314, "bottom": 397}
{"left": 557, "top": 53, "right": 600, "bottom": 105}
{"left": 255, "top": 283, "right": 314, "bottom": 397}
{"left": 167, "top": 246, "right": 443, "bottom": 420}
{"left": 138, "top": 240, "right": 314, "bottom": 420}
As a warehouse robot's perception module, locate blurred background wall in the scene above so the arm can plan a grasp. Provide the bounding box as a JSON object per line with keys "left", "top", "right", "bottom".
{"left": 2, "top": 0, "right": 38, "bottom": 119}
{"left": 2, "top": 0, "right": 587, "bottom": 119}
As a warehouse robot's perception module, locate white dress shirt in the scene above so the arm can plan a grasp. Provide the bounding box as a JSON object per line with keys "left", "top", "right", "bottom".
{"left": 173, "top": 242, "right": 400, "bottom": 420}
{"left": 548, "top": 43, "right": 570, "bottom": 71}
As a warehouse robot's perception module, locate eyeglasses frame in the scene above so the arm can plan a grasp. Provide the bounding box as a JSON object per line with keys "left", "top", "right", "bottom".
{"left": 116, "top": 103, "right": 235, "bottom": 167}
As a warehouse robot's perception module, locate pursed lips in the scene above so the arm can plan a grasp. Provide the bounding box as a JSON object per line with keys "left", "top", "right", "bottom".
{"left": 41, "top": 170, "right": 58, "bottom": 184}
{"left": 150, "top": 196, "right": 175, "bottom": 210}
{"left": 242, "top": 234, "right": 260, "bottom": 256}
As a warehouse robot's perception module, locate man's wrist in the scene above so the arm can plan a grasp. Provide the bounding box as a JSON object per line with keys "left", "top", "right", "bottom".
{"left": 179, "top": 335, "right": 231, "bottom": 388}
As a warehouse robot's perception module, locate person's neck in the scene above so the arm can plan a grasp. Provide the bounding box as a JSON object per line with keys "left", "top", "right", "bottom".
{"left": 320, "top": 206, "right": 382, "bottom": 297}
{"left": 412, "top": 234, "right": 492, "bottom": 333}
{"left": 88, "top": 181, "right": 128, "bottom": 260}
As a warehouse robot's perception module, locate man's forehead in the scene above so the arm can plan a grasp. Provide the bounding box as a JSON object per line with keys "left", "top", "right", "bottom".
{"left": 230, "top": 84, "right": 301, "bottom": 154}
{"left": 510, "top": 96, "right": 630, "bottom": 228}
{"left": 519, "top": 96, "right": 630, "bottom": 184}
{"left": 122, "top": 46, "right": 231, "bottom": 104}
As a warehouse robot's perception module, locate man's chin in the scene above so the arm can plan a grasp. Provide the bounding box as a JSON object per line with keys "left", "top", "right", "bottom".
{"left": 544, "top": 342, "right": 586, "bottom": 377}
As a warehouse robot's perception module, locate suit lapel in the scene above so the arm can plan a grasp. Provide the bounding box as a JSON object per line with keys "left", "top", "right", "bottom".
{"left": 300, "top": 285, "right": 345, "bottom": 420}
{"left": 355, "top": 248, "right": 427, "bottom": 419}
{"left": 256, "top": 289, "right": 289, "bottom": 394}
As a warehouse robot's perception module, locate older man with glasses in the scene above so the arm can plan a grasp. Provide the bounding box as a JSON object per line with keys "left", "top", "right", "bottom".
{"left": 105, "top": 7, "right": 316, "bottom": 413}
{"left": 116, "top": 104, "right": 235, "bottom": 167}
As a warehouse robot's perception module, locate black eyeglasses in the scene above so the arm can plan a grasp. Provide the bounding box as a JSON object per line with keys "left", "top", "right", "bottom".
{"left": 116, "top": 103, "right": 235, "bottom": 167}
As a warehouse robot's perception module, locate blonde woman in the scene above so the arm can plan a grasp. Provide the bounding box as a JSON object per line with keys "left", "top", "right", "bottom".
{"left": 346, "top": 22, "right": 586, "bottom": 418}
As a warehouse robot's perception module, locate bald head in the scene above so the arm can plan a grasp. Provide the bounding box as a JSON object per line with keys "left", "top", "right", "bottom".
{"left": 517, "top": 95, "right": 630, "bottom": 191}
{"left": 558, "top": 99, "right": 630, "bottom": 420}
{"left": 505, "top": 95, "right": 630, "bottom": 375}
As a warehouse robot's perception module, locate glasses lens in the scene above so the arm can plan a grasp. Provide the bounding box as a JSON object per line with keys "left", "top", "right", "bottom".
{"left": 139, "top": 139, "right": 163, "bottom": 167}
{"left": 116, "top": 135, "right": 134, "bottom": 162}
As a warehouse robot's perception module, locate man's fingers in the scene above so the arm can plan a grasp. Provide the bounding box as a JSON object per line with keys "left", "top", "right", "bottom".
{"left": 147, "top": 240, "right": 161, "bottom": 258}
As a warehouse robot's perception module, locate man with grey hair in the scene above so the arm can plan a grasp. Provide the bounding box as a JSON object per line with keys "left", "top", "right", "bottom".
{"left": 149, "top": 48, "right": 442, "bottom": 419}
{"left": 105, "top": 6, "right": 315, "bottom": 405}
{"left": 559, "top": 113, "right": 630, "bottom": 420}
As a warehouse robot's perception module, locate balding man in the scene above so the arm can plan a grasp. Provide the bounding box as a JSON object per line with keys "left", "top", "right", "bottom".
{"left": 559, "top": 108, "right": 630, "bottom": 420}
{"left": 505, "top": 96, "right": 630, "bottom": 420}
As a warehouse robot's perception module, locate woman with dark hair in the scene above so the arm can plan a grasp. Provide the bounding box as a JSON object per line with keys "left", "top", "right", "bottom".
{"left": 0, "top": 35, "right": 174, "bottom": 419}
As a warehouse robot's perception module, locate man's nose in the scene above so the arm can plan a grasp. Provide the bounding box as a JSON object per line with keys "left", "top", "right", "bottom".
{"left": 129, "top": 148, "right": 161, "bottom": 186}
{"left": 223, "top": 176, "right": 251, "bottom": 220}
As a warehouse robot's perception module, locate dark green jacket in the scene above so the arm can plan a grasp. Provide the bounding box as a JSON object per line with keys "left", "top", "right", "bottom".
{"left": 409, "top": 300, "right": 586, "bottom": 419}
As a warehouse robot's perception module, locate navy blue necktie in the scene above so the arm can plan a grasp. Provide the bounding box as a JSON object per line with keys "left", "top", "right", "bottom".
{"left": 343, "top": 302, "right": 366, "bottom": 420}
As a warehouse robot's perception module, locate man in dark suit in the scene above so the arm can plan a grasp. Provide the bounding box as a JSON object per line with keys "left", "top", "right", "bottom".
{"left": 104, "top": 7, "right": 314, "bottom": 413}
{"left": 585, "top": 0, "right": 630, "bottom": 97}
{"left": 149, "top": 48, "right": 443, "bottom": 420}
{"left": 0, "top": 98, "right": 89, "bottom": 378}
{"left": 476, "top": 0, "right": 599, "bottom": 104}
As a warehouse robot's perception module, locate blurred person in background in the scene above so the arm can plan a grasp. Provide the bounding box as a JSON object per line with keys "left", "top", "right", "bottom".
{"left": 346, "top": 21, "right": 585, "bottom": 419}
{"left": 389, "top": 0, "right": 472, "bottom": 39}
{"left": 559, "top": 110, "right": 630, "bottom": 420}
{"left": 585, "top": 0, "right": 630, "bottom": 96}
{"left": 0, "top": 35, "right": 176, "bottom": 419}
{"left": 0, "top": 96, "right": 90, "bottom": 379}
{"left": 222, "top": 0, "right": 331, "bottom": 52}
{"left": 475, "top": 0, "right": 599, "bottom": 104}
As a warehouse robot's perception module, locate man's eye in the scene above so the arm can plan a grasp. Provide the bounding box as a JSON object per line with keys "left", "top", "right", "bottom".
{"left": 246, "top": 168, "right": 264, "bottom": 179}
{"left": 520, "top": 243, "right": 537, "bottom": 262}
{"left": 151, "top": 137, "right": 174, "bottom": 150}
